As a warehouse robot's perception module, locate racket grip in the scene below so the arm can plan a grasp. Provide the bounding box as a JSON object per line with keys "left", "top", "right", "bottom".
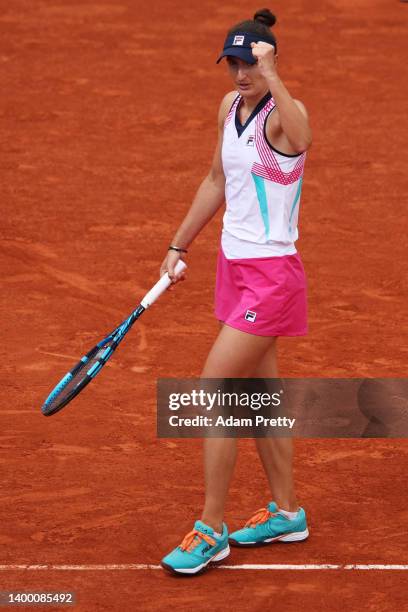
{"left": 140, "top": 259, "right": 187, "bottom": 309}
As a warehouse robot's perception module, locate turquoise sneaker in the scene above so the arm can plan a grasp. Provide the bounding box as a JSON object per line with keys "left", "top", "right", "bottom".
{"left": 229, "top": 501, "right": 309, "bottom": 547}
{"left": 161, "top": 520, "right": 230, "bottom": 575}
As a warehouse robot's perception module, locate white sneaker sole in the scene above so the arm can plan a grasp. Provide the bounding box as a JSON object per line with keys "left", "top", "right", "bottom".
{"left": 230, "top": 528, "right": 309, "bottom": 546}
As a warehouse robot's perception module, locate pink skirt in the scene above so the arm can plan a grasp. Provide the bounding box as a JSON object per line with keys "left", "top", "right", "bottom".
{"left": 214, "top": 247, "right": 308, "bottom": 337}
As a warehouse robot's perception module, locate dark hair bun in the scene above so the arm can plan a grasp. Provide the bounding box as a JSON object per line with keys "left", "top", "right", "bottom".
{"left": 254, "top": 8, "right": 277, "bottom": 28}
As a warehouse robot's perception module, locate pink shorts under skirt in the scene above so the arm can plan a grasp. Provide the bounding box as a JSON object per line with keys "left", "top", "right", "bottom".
{"left": 214, "top": 247, "right": 308, "bottom": 337}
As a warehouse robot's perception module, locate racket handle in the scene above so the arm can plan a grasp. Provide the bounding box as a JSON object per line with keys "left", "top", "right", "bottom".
{"left": 140, "top": 259, "right": 187, "bottom": 309}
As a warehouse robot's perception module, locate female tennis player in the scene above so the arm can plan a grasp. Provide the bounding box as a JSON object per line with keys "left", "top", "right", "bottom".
{"left": 160, "top": 8, "right": 312, "bottom": 575}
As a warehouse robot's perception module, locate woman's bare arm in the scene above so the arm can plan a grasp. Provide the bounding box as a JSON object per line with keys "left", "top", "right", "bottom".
{"left": 160, "top": 91, "right": 236, "bottom": 281}
{"left": 251, "top": 41, "right": 312, "bottom": 154}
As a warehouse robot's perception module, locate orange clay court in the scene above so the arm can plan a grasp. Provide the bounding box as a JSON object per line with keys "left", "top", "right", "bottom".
{"left": 0, "top": 0, "right": 407, "bottom": 610}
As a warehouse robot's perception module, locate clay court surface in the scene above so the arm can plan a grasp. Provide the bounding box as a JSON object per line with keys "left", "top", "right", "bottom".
{"left": 1, "top": 0, "right": 407, "bottom": 610}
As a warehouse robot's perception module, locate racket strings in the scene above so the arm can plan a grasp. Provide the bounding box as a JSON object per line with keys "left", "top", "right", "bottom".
{"left": 42, "top": 304, "right": 145, "bottom": 416}
{"left": 42, "top": 344, "right": 111, "bottom": 414}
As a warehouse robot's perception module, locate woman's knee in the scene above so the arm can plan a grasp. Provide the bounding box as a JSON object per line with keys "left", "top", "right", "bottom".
{"left": 201, "top": 326, "right": 277, "bottom": 378}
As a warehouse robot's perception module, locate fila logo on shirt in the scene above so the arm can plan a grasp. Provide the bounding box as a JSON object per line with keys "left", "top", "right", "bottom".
{"left": 233, "top": 35, "right": 245, "bottom": 46}
{"left": 245, "top": 310, "right": 257, "bottom": 322}
{"left": 246, "top": 135, "right": 255, "bottom": 146}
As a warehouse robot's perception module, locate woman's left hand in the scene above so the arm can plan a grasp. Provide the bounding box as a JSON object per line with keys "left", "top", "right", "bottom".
{"left": 250, "top": 41, "right": 277, "bottom": 78}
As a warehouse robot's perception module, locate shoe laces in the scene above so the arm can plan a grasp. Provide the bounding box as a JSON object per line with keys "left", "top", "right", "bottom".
{"left": 179, "top": 529, "right": 216, "bottom": 553}
{"left": 245, "top": 507, "right": 278, "bottom": 528}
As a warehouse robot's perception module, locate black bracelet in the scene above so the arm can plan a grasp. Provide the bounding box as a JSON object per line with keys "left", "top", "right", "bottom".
{"left": 169, "top": 245, "right": 188, "bottom": 253}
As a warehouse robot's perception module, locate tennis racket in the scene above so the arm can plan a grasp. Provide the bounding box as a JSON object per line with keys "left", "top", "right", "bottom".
{"left": 41, "top": 260, "right": 187, "bottom": 417}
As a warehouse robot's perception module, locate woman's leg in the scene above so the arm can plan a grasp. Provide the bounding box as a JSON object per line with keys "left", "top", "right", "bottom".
{"left": 200, "top": 324, "right": 276, "bottom": 532}
{"left": 251, "top": 341, "right": 298, "bottom": 511}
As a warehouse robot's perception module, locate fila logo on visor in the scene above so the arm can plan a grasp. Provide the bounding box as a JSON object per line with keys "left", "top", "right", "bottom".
{"left": 245, "top": 310, "right": 257, "bottom": 322}
{"left": 233, "top": 35, "right": 245, "bottom": 46}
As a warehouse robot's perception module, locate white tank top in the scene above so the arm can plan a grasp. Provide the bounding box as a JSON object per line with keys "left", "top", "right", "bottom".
{"left": 221, "top": 91, "right": 307, "bottom": 259}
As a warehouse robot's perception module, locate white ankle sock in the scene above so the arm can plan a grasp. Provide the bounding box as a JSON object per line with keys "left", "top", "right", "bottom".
{"left": 278, "top": 508, "right": 299, "bottom": 520}
{"left": 213, "top": 530, "right": 222, "bottom": 538}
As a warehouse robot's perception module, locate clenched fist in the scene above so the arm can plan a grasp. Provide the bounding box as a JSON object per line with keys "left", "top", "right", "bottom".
{"left": 250, "top": 41, "right": 277, "bottom": 78}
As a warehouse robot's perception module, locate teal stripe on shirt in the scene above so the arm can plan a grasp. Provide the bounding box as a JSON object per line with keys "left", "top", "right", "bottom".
{"left": 251, "top": 172, "right": 270, "bottom": 239}
{"left": 289, "top": 177, "right": 303, "bottom": 232}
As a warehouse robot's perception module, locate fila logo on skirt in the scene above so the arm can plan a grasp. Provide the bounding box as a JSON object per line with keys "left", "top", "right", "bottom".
{"left": 245, "top": 310, "right": 257, "bottom": 322}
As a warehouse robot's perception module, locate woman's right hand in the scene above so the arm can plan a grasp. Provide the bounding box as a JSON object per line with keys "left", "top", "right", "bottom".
{"left": 160, "top": 250, "right": 187, "bottom": 289}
